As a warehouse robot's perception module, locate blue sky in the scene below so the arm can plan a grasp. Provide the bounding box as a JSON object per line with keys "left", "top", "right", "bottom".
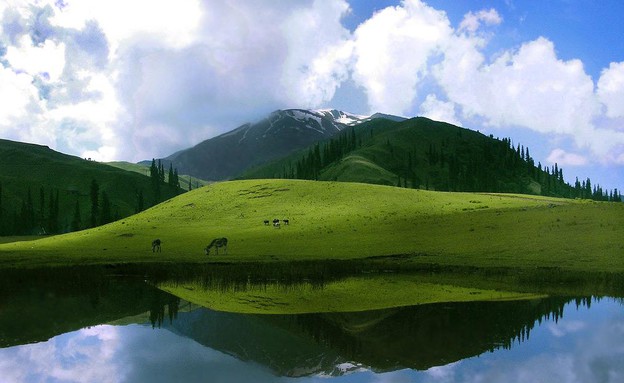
{"left": 1, "top": 0, "right": 623, "bottom": 191}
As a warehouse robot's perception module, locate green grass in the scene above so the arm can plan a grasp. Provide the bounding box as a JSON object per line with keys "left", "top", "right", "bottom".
{"left": 159, "top": 274, "right": 542, "bottom": 314}
{"left": 1, "top": 179, "right": 622, "bottom": 274}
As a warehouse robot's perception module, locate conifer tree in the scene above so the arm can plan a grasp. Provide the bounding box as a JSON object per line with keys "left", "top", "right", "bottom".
{"left": 168, "top": 164, "right": 175, "bottom": 186}
{"left": 71, "top": 199, "right": 81, "bottom": 232}
{"left": 100, "top": 191, "right": 111, "bottom": 225}
{"left": 136, "top": 190, "right": 144, "bottom": 213}
{"left": 90, "top": 179, "right": 99, "bottom": 228}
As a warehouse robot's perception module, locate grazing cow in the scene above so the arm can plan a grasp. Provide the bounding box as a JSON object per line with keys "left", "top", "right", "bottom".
{"left": 205, "top": 237, "right": 228, "bottom": 255}
{"left": 152, "top": 239, "right": 161, "bottom": 252}
{"left": 264, "top": 220, "right": 270, "bottom": 226}
{"left": 283, "top": 219, "right": 289, "bottom": 225}
{"left": 273, "top": 218, "right": 280, "bottom": 228}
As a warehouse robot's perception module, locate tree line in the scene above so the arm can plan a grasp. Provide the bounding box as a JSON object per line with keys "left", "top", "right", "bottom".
{"left": 0, "top": 160, "right": 184, "bottom": 236}
{"left": 275, "top": 125, "right": 622, "bottom": 203}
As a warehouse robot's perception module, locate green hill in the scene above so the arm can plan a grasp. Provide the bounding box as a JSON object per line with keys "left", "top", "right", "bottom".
{"left": 1, "top": 179, "right": 622, "bottom": 275}
{"left": 242, "top": 117, "right": 620, "bottom": 201}
{"left": 0, "top": 139, "right": 180, "bottom": 235}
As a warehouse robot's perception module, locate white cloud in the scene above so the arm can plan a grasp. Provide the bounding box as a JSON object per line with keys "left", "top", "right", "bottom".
{"left": 279, "top": 0, "right": 353, "bottom": 108}
{"left": 49, "top": 0, "right": 202, "bottom": 56}
{"left": 597, "top": 61, "right": 624, "bottom": 119}
{"left": 437, "top": 36, "right": 600, "bottom": 136}
{"left": 351, "top": 0, "right": 453, "bottom": 115}
{"left": 419, "top": 94, "right": 461, "bottom": 126}
{"left": 434, "top": 34, "right": 624, "bottom": 163}
{"left": 0, "top": 64, "right": 38, "bottom": 125}
{"left": 459, "top": 8, "right": 502, "bottom": 33}
{"left": 546, "top": 149, "right": 588, "bottom": 166}
{"left": 5, "top": 35, "right": 66, "bottom": 80}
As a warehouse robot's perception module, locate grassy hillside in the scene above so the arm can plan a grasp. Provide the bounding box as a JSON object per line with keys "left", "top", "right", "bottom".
{"left": 243, "top": 117, "right": 619, "bottom": 200}
{"left": 0, "top": 139, "right": 179, "bottom": 235}
{"left": 1, "top": 179, "right": 622, "bottom": 274}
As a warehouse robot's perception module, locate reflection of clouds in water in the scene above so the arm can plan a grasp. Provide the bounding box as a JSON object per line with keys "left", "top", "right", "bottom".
{"left": 405, "top": 301, "right": 624, "bottom": 383}
{"left": 0, "top": 325, "right": 122, "bottom": 383}
{"left": 424, "top": 361, "right": 462, "bottom": 383}
{"left": 116, "top": 325, "right": 284, "bottom": 383}
{"left": 547, "top": 319, "right": 587, "bottom": 338}
{"left": 569, "top": 315, "right": 624, "bottom": 383}
{"left": 0, "top": 324, "right": 288, "bottom": 383}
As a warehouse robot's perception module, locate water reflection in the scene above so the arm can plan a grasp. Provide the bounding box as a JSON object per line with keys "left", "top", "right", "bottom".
{"left": 0, "top": 266, "right": 623, "bottom": 383}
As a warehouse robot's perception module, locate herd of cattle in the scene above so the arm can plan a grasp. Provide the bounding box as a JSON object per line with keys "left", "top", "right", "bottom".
{"left": 151, "top": 218, "right": 290, "bottom": 255}
{"left": 264, "top": 218, "right": 289, "bottom": 227}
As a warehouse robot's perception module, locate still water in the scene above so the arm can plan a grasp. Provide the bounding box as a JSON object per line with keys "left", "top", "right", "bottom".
{"left": 0, "top": 267, "right": 623, "bottom": 383}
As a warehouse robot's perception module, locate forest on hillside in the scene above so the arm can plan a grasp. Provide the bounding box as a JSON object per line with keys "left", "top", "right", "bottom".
{"left": 250, "top": 118, "right": 622, "bottom": 203}
{"left": 0, "top": 159, "right": 182, "bottom": 236}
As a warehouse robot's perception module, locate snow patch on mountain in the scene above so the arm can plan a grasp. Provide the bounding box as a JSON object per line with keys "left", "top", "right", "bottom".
{"left": 315, "top": 109, "right": 371, "bottom": 126}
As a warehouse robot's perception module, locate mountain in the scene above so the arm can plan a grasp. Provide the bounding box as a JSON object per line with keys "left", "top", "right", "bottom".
{"left": 154, "top": 109, "right": 398, "bottom": 182}
{"left": 242, "top": 116, "right": 621, "bottom": 200}
{"left": 0, "top": 139, "right": 179, "bottom": 235}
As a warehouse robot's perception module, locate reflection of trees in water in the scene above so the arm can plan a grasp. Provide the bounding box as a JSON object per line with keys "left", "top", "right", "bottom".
{"left": 163, "top": 295, "right": 607, "bottom": 377}
{"left": 0, "top": 266, "right": 180, "bottom": 347}
{"left": 149, "top": 293, "right": 180, "bottom": 329}
{"left": 260, "top": 296, "right": 597, "bottom": 372}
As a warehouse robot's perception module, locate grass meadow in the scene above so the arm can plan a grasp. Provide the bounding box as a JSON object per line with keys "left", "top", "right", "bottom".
{"left": 1, "top": 179, "right": 621, "bottom": 272}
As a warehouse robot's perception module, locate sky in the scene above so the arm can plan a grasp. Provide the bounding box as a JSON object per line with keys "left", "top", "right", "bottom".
{"left": 1, "top": 0, "right": 623, "bottom": 191}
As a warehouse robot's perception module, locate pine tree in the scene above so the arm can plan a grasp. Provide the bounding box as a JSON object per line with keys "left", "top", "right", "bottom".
{"left": 173, "top": 168, "right": 180, "bottom": 189}
{"left": 39, "top": 187, "right": 45, "bottom": 231}
{"left": 90, "top": 179, "right": 99, "bottom": 228}
{"left": 585, "top": 178, "right": 592, "bottom": 199}
{"left": 71, "top": 198, "right": 81, "bottom": 232}
{"left": 100, "top": 191, "right": 111, "bottom": 225}
{"left": 150, "top": 159, "right": 158, "bottom": 180}
{"left": 168, "top": 164, "right": 175, "bottom": 186}
{"left": 158, "top": 160, "right": 165, "bottom": 184}
{"left": 0, "top": 182, "right": 3, "bottom": 235}
{"left": 136, "top": 190, "right": 144, "bottom": 213}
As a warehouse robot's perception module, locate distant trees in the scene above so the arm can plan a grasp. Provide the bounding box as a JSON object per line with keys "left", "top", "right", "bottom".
{"left": 265, "top": 123, "right": 623, "bottom": 204}
{"left": 90, "top": 179, "right": 99, "bottom": 228}
{"left": 0, "top": 158, "right": 183, "bottom": 235}
{"left": 286, "top": 128, "right": 359, "bottom": 180}
{"left": 149, "top": 159, "right": 182, "bottom": 203}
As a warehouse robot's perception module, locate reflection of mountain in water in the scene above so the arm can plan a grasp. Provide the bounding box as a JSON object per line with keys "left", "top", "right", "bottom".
{"left": 163, "top": 297, "right": 581, "bottom": 377}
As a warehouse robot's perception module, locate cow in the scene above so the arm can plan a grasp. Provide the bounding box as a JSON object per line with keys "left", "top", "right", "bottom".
{"left": 152, "top": 239, "right": 161, "bottom": 252}
{"left": 205, "top": 237, "right": 228, "bottom": 255}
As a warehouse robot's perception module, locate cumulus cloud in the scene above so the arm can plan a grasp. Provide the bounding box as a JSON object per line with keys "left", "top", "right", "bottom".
{"left": 547, "top": 149, "right": 588, "bottom": 167}
{"left": 0, "top": 64, "right": 38, "bottom": 125}
{"left": 419, "top": 94, "right": 461, "bottom": 126}
{"left": 351, "top": 0, "right": 452, "bottom": 115}
{"left": 436, "top": 36, "right": 599, "bottom": 135}
{"left": 597, "top": 61, "right": 624, "bottom": 119}
{"left": 279, "top": 0, "right": 353, "bottom": 107}
{"left": 459, "top": 8, "right": 502, "bottom": 33}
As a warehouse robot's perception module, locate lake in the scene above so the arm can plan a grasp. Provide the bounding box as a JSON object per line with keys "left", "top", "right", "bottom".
{"left": 0, "top": 267, "right": 623, "bottom": 383}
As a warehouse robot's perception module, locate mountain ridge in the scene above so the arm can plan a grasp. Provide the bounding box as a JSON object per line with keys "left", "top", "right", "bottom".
{"left": 145, "top": 108, "right": 403, "bottom": 182}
